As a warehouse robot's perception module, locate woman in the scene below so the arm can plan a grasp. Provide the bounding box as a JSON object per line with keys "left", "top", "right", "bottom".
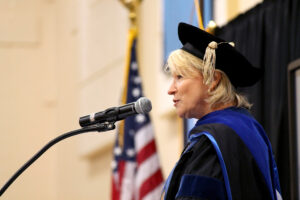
{"left": 162, "top": 23, "right": 282, "bottom": 200}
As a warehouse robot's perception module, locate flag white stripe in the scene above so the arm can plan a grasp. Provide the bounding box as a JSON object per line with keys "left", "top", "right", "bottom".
{"left": 135, "top": 154, "right": 160, "bottom": 190}
{"left": 120, "top": 161, "right": 136, "bottom": 200}
{"left": 135, "top": 124, "right": 154, "bottom": 152}
{"left": 142, "top": 182, "right": 164, "bottom": 200}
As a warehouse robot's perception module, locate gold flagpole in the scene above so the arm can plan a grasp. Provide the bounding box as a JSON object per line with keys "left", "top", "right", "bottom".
{"left": 194, "top": 0, "right": 204, "bottom": 30}
{"left": 118, "top": 0, "right": 142, "bottom": 148}
{"left": 194, "top": 0, "right": 217, "bottom": 34}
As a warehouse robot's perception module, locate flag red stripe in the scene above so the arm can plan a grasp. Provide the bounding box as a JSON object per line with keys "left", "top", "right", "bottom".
{"left": 111, "top": 176, "right": 119, "bottom": 200}
{"left": 112, "top": 161, "right": 126, "bottom": 200}
{"left": 137, "top": 140, "right": 156, "bottom": 166}
{"left": 139, "top": 168, "right": 164, "bottom": 200}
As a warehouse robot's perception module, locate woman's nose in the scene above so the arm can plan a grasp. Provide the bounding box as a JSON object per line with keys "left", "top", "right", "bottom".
{"left": 168, "top": 81, "right": 176, "bottom": 95}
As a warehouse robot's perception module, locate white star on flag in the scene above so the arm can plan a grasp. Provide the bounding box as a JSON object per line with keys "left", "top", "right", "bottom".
{"left": 132, "top": 88, "right": 141, "bottom": 97}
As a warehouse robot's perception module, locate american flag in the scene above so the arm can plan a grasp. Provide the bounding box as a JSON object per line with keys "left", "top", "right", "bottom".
{"left": 111, "top": 28, "right": 164, "bottom": 200}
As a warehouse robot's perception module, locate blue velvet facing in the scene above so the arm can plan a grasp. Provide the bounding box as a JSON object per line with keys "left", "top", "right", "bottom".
{"left": 175, "top": 175, "right": 226, "bottom": 200}
{"left": 192, "top": 107, "right": 281, "bottom": 199}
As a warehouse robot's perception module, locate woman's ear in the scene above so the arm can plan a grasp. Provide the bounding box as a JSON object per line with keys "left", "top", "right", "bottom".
{"left": 209, "top": 70, "right": 222, "bottom": 91}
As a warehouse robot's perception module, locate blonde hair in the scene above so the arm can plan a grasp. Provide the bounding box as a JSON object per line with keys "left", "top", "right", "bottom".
{"left": 165, "top": 49, "right": 252, "bottom": 109}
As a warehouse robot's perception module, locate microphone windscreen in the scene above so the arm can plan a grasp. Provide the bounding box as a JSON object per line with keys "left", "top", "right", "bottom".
{"left": 135, "top": 97, "right": 152, "bottom": 114}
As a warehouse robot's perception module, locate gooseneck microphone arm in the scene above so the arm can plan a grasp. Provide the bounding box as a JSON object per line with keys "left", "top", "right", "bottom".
{"left": 0, "top": 122, "right": 116, "bottom": 197}
{"left": 0, "top": 97, "right": 152, "bottom": 196}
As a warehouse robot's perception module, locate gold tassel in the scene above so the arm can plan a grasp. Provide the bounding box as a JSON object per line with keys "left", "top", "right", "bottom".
{"left": 203, "top": 41, "right": 218, "bottom": 85}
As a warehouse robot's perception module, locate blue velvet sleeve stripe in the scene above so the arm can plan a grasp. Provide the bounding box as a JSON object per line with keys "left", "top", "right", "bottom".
{"left": 175, "top": 175, "right": 226, "bottom": 200}
{"left": 163, "top": 141, "right": 199, "bottom": 199}
{"left": 189, "top": 132, "right": 232, "bottom": 200}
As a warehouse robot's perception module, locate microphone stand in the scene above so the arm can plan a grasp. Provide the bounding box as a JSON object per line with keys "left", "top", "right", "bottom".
{"left": 0, "top": 122, "right": 116, "bottom": 196}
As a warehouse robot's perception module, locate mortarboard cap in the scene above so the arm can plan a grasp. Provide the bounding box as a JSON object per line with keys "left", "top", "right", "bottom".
{"left": 178, "top": 22, "right": 262, "bottom": 87}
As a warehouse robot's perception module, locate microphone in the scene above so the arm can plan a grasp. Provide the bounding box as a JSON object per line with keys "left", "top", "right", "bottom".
{"left": 79, "top": 97, "right": 152, "bottom": 127}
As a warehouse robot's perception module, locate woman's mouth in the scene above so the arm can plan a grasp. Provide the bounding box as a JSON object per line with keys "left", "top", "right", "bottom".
{"left": 173, "top": 99, "right": 179, "bottom": 106}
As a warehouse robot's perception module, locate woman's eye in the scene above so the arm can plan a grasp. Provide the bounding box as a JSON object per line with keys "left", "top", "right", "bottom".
{"left": 176, "top": 75, "right": 183, "bottom": 79}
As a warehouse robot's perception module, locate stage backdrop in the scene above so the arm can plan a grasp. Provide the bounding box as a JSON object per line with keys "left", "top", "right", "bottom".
{"left": 215, "top": 0, "right": 300, "bottom": 199}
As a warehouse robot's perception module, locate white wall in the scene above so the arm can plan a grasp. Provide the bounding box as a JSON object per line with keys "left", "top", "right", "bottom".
{"left": 0, "top": 0, "right": 58, "bottom": 199}
{"left": 0, "top": 0, "right": 261, "bottom": 199}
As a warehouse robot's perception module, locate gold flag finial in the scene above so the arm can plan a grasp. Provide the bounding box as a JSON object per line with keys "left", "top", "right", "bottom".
{"left": 119, "top": 0, "right": 142, "bottom": 27}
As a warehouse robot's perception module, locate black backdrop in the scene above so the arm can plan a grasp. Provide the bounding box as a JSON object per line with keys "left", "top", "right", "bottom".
{"left": 215, "top": 0, "right": 300, "bottom": 199}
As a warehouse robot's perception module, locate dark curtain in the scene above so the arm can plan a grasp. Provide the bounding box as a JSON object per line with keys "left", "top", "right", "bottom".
{"left": 215, "top": 0, "right": 300, "bottom": 199}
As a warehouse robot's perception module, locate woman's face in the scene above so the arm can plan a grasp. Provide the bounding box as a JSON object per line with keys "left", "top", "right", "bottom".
{"left": 168, "top": 71, "right": 211, "bottom": 119}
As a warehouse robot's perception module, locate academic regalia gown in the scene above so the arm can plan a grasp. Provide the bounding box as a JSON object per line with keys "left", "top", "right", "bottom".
{"left": 163, "top": 107, "right": 282, "bottom": 200}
